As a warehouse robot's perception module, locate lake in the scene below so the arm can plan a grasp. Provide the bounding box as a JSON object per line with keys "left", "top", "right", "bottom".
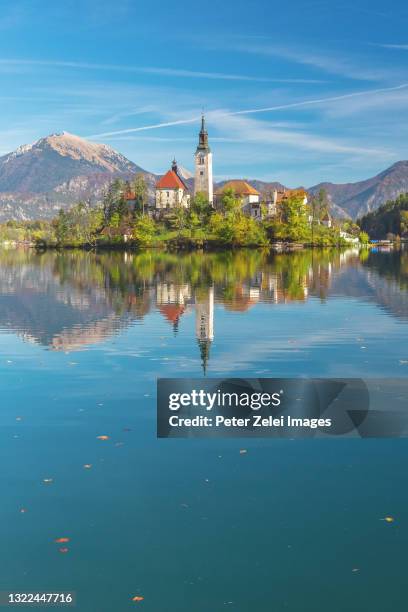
{"left": 0, "top": 247, "right": 407, "bottom": 611}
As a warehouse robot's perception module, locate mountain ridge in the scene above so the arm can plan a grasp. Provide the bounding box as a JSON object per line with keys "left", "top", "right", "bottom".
{"left": 0, "top": 132, "right": 407, "bottom": 221}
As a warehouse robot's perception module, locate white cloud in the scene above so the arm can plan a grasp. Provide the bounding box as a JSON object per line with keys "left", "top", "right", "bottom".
{"left": 0, "top": 58, "right": 325, "bottom": 83}
{"left": 212, "top": 40, "right": 402, "bottom": 82}
{"left": 376, "top": 44, "right": 408, "bottom": 50}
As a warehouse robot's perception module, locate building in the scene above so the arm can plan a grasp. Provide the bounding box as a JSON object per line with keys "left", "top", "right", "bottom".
{"left": 155, "top": 159, "right": 190, "bottom": 211}
{"left": 321, "top": 211, "right": 332, "bottom": 228}
{"left": 195, "top": 286, "right": 214, "bottom": 374}
{"left": 215, "top": 180, "right": 262, "bottom": 219}
{"left": 263, "top": 188, "right": 310, "bottom": 221}
{"left": 194, "top": 115, "right": 213, "bottom": 205}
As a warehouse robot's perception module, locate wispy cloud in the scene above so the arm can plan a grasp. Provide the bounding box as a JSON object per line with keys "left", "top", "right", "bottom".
{"left": 87, "top": 82, "right": 408, "bottom": 140}
{"left": 230, "top": 83, "right": 408, "bottom": 115}
{"left": 87, "top": 117, "right": 202, "bottom": 139}
{"left": 0, "top": 58, "right": 325, "bottom": 83}
{"left": 212, "top": 40, "right": 401, "bottom": 82}
{"left": 376, "top": 43, "right": 408, "bottom": 50}
{"left": 208, "top": 111, "right": 386, "bottom": 157}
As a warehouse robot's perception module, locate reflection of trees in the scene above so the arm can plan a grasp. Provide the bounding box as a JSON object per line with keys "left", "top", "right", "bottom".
{"left": 1, "top": 247, "right": 406, "bottom": 352}
{"left": 362, "top": 249, "right": 408, "bottom": 291}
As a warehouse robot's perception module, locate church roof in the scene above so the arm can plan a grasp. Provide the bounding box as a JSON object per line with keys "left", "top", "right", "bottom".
{"left": 158, "top": 304, "right": 185, "bottom": 324}
{"left": 216, "top": 180, "right": 260, "bottom": 196}
{"left": 156, "top": 169, "right": 188, "bottom": 191}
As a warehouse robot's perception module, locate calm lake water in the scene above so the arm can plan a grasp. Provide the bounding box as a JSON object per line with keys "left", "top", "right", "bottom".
{"left": 0, "top": 247, "right": 407, "bottom": 611}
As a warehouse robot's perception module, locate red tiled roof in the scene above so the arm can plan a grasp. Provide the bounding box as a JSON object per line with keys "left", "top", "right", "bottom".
{"left": 156, "top": 170, "right": 187, "bottom": 190}
{"left": 216, "top": 180, "right": 260, "bottom": 196}
{"left": 158, "top": 305, "right": 185, "bottom": 324}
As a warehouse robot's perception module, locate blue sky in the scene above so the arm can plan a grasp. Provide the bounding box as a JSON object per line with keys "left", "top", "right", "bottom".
{"left": 0, "top": 0, "right": 408, "bottom": 186}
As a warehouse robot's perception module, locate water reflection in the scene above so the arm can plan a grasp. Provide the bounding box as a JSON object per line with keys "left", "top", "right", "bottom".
{"left": 0, "top": 248, "right": 407, "bottom": 369}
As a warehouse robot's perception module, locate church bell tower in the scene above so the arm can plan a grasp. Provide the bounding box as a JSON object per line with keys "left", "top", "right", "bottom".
{"left": 194, "top": 115, "right": 213, "bottom": 205}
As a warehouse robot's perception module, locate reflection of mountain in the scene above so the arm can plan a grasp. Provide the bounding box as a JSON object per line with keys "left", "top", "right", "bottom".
{"left": 0, "top": 264, "right": 134, "bottom": 350}
{"left": 0, "top": 248, "right": 407, "bottom": 365}
{"left": 328, "top": 259, "right": 408, "bottom": 321}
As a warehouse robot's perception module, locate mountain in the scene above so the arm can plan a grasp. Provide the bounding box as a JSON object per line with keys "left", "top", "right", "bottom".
{"left": 309, "top": 161, "right": 408, "bottom": 219}
{"left": 0, "top": 132, "right": 156, "bottom": 221}
{"left": 1, "top": 131, "right": 408, "bottom": 222}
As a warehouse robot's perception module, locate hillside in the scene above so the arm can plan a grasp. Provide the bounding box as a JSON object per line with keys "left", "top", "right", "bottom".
{"left": 309, "top": 161, "right": 408, "bottom": 219}
{"left": 0, "top": 132, "right": 156, "bottom": 221}
{"left": 358, "top": 193, "right": 408, "bottom": 239}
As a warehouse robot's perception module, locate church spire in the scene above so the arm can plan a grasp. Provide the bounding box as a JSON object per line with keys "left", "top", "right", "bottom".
{"left": 197, "top": 114, "right": 210, "bottom": 152}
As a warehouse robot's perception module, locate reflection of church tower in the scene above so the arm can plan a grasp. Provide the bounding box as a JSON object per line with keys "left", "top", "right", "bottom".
{"left": 194, "top": 115, "right": 213, "bottom": 205}
{"left": 195, "top": 286, "right": 214, "bottom": 375}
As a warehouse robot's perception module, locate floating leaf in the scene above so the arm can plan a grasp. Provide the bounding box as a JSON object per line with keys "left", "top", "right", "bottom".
{"left": 96, "top": 435, "right": 109, "bottom": 440}
{"left": 239, "top": 449, "right": 247, "bottom": 455}
{"left": 132, "top": 596, "right": 144, "bottom": 602}
{"left": 83, "top": 464, "right": 92, "bottom": 469}
{"left": 384, "top": 516, "right": 395, "bottom": 523}
{"left": 59, "top": 547, "right": 69, "bottom": 554}
{"left": 43, "top": 478, "right": 53, "bottom": 484}
{"left": 54, "top": 537, "right": 70, "bottom": 544}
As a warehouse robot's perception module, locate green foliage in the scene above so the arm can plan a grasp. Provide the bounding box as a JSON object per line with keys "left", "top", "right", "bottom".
{"left": 54, "top": 202, "right": 104, "bottom": 246}
{"left": 359, "top": 193, "right": 408, "bottom": 239}
{"left": 267, "top": 195, "right": 311, "bottom": 242}
{"left": 133, "top": 215, "right": 156, "bottom": 246}
{"left": 166, "top": 207, "right": 188, "bottom": 235}
{"left": 190, "top": 192, "right": 213, "bottom": 224}
{"left": 359, "top": 231, "right": 369, "bottom": 244}
{"left": 132, "top": 174, "right": 148, "bottom": 215}
{"left": 219, "top": 187, "right": 242, "bottom": 215}
{"left": 311, "top": 188, "right": 329, "bottom": 222}
{"left": 103, "top": 178, "right": 128, "bottom": 223}
{"left": 209, "top": 210, "right": 267, "bottom": 246}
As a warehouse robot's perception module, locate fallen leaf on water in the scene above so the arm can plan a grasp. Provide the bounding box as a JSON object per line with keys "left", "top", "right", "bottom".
{"left": 96, "top": 435, "right": 110, "bottom": 440}
{"left": 239, "top": 449, "right": 247, "bottom": 455}
{"left": 20, "top": 508, "right": 27, "bottom": 514}
{"left": 352, "top": 568, "right": 360, "bottom": 573}
{"left": 54, "top": 537, "right": 70, "bottom": 544}
{"left": 59, "top": 548, "right": 69, "bottom": 554}
{"left": 383, "top": 516, "right": 395, "bottom": 523}
{"left": 43, "top": 478, "right": 53, "bottom": 484}
{"left": 132, "top": 596, "right": 144, "bottom": 602}
{"left": 83, "top": 464, "right": 92, "bottom": 469}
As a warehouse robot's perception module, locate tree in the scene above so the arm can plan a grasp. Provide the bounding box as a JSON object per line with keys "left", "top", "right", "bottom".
{"left": 55, "top": 209, "right": 69, "bottom": 244}
{"left": 103, "top": 178, "right": 127, "bottom": 223}
{"left": 359, "top": 231, "right": 369, "bottom": 244}
{"left": 168, "top": 207, "right": 187, "bottom": 236}
{"left": 190, "top": 192, "right": 212, "bottom": 223}
{"left": 279, "top": 194, "right": 311, "bottom": 242}
{"left": 54, "top": 202, "right": 104, "bottom": 246}
{"left": 315, "top": 188, "right": 329, "bottom": 221}
{"left": 133, "top": 215, "right": 156, "bottom": 246}
{"left": 219, "top": 187, "right": 242, "bottom": 216}
{"left": 132, "top": 174, "right": 148, "bottom": 216}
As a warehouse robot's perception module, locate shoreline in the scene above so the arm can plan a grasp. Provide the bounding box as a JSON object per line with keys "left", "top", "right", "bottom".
{"left": 1, "top": 238, "right": 369, "bottom": 252}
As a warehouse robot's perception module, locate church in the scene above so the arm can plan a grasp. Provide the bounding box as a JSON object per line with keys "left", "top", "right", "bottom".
{"left": 155, "top": 115, "right": 213, "bottom": 210}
